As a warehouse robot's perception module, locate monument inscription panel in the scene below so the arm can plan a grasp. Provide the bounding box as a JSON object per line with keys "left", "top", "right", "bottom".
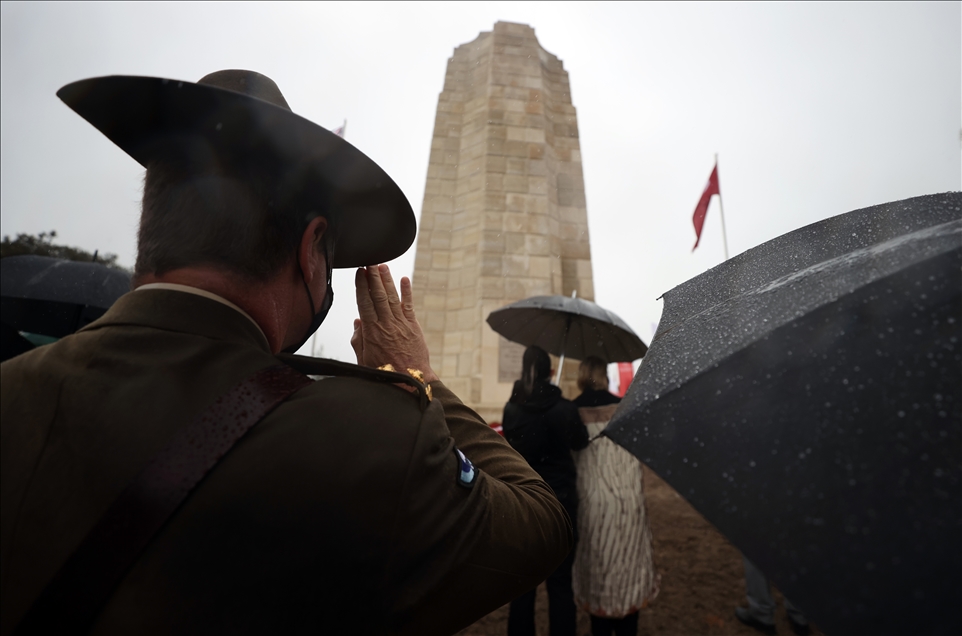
{"left": 498, "top": 336, "right": 526, "bottom": 383}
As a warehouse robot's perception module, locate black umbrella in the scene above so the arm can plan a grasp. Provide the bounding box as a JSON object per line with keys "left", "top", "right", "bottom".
{"left": 1, "top": 255, "right": 131, "bottom": 341}
{"left": 1, "top": 322, "right": 35, "bottom": 362}
{"left": 486, "top": 294, "right": 647, "bottom": 384}
{"left": 605, "top": 193, "right": 961, "bottom": 636}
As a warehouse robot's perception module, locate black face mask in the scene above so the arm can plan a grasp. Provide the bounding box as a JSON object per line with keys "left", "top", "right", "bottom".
{"left": 282, "top": 239, "right": 334, "bottom": 355}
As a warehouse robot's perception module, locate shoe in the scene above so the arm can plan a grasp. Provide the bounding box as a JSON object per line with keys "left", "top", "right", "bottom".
{"left": 787, "top": 616, "right": 810, "bottom": 636}
{"left": 735, "top": 607, "right": 776, "bottom": 635}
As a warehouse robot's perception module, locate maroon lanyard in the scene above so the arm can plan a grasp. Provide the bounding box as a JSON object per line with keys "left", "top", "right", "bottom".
{"left": 14, "top": 364, "right": 312, "bottom": 635}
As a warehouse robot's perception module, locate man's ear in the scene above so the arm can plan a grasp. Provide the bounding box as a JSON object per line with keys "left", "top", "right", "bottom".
{"left": 297, "top": 216, "right": 329, "bottom": 285}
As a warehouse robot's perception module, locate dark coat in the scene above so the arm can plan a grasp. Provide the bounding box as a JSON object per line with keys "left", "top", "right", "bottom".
{"left": 0, "top": 289, "right": 572, "bottom": 636}
{"left": 501, "top": 381, "right": 589, "bottom": 502}
{"left": 572, "top": 389, "right": 621, "bottom": 408}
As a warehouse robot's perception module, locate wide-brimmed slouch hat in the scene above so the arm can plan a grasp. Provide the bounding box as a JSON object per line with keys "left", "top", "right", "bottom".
{"left": 57, "top": 70, "right": 415, "bottom": 268}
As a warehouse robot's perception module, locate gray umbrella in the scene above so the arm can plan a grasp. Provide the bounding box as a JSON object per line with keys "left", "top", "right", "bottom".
{"left": 605, "top": 192, "right": 961, "bottom": 636}
{"left": 486, "top": 294, "right": 647, "bottom": 383}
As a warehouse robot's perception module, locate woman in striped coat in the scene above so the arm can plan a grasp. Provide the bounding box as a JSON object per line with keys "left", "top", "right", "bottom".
{"left": 572, "top": 357, "right": 658, "bottom": 636}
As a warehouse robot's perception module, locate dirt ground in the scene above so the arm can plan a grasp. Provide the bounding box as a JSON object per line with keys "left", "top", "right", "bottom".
{"left": 458, "top": 465, "right": 823, "bottom": 636}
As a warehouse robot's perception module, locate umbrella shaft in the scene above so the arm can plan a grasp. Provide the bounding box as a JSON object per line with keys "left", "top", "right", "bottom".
{"left": 555, "top": 318, "right": 570, "bottom": 386}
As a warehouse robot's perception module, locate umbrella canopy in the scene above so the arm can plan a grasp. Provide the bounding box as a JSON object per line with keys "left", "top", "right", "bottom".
{"left": 1, "top": 255, "right": 132, "bottom": 339}
{"left": 486, "top": 295, "right": 647, "bottom": 363}
{"left": 605, "top": 192, "right": 961, "bottom": 636}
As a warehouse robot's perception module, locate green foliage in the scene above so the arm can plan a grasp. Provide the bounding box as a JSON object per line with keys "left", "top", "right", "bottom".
{"left": 0, "top": 231, "right": 129, "bottom": 271}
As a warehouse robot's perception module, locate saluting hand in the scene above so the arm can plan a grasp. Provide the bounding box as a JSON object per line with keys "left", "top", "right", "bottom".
{"left": 352, "top": 264, "right": 439, "bottom": 383}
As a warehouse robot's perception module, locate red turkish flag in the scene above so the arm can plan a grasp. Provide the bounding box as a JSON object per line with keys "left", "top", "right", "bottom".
{"left": 692, "top": 163, "right": 720, "bottom": 251}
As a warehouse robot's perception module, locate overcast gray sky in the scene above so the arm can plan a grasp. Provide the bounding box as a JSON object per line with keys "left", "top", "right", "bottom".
{"left": 2, "top": 2, "right": 959, "bottom": 365}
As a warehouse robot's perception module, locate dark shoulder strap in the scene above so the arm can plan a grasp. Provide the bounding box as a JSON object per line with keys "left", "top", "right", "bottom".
{"left": 14, "top": 364, "right": 312, "bottom": 635}
{"left": 277, "top": 353, "right": 432, "bottom": 410}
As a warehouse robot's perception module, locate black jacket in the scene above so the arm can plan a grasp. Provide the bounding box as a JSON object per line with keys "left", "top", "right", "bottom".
{"left": 572, "top": 389, "right": 621, "bottom": 408}
{"left": 502, "top": 380, "right": 589, "bottom": 499}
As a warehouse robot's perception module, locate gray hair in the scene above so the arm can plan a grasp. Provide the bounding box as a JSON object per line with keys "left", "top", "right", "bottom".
{"left": 135, "top": 161, "right": 331, "bottom": 282}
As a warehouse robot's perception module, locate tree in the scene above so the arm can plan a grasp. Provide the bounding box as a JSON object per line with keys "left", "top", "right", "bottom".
{"left": 0, "top": 231, "right": 129, "bottom": 271}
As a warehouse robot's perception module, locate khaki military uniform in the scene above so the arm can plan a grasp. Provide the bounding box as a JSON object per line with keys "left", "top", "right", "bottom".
{"left": 1, "top": 289, "right": 572, "bottom": 635}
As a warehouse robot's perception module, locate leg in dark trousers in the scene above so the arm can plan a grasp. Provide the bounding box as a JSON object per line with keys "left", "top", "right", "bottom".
{"left": 591, "top": 615, "right": 616, "bottom": 636}
{"left": 590, "top": 613, "right": 638, "bottom": 636}
{"left": 545, "top": 547, "right": 577, "bottom": 636}
{"left": 509, "top": 487, "right": 578, "bottom": 636}
{"left": 507, "top": 587, "right": 537, "bottom": 636}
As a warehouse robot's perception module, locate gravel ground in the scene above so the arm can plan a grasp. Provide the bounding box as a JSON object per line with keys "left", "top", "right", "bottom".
{"left": 458, "top": 465, "right": 824, "bottom": 636}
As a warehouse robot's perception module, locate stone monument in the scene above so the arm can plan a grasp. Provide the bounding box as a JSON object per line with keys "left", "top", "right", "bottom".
{"left": 412, "top": 21, "right": 595, "bottom": 423}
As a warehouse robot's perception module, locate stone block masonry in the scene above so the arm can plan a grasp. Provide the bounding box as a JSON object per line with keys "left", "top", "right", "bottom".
{"left": 412, "top": 21, "right": 595, "bottom": 424}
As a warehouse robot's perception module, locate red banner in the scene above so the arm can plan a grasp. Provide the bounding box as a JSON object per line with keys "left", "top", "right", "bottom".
{"left": 692, "top": 163, "right": 720, "bottom": 251}
{"left": 617, "top": 362, "right": 634, "bottom": 397}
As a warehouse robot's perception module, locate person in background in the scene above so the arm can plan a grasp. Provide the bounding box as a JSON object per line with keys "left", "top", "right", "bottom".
{"left": 571, "top": 356, "right": 658, "bottom": 636}
{"left": 572, "top": 355, "right": 621, "bottom": 408}
{"left": 502, "top": 346, "right": 590, "bottom": 636}
{"left": 735, "top": 557, "right": 811, "bottom": 636}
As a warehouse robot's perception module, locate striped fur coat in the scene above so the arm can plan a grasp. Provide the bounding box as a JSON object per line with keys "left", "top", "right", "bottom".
{"left": 572, "top": 404, "right": 657, "bottom": 618}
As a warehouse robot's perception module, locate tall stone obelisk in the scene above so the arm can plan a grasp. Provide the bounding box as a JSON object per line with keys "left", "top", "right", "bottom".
{"left": 412, "top": 21, "right": 595, "bottom": 423}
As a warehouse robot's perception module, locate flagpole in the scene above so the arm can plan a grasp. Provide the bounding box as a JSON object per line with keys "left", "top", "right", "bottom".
{"left": 715, "top": 153, "right": 730, "bottom": 261}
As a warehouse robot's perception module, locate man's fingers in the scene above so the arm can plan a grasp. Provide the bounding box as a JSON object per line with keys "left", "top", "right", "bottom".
{"left": 355, "top": 268, "right": 378, "bottom": 323}
{"left": 400, "top": 277, "right": 417, "bottom": 321}
{"left": 365, "top": 264, "right": 391, "bottom": 321}
{"left": 350, "top": 319, "right": 363, "bottom": 363}
{"left": 378, "top": 264, "right": 405, "bottom": 320}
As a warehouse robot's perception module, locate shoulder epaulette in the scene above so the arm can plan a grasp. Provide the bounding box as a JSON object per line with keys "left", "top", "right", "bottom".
{"left": 276, "top": 353, "right": 432, "bottom": 410}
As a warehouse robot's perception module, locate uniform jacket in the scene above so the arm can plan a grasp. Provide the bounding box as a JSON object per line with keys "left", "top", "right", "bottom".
{"left": 0, "top": 289, "right": 572, "bottom": 635}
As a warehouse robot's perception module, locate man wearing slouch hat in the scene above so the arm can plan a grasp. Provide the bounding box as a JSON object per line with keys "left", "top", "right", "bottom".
{"left": 0, "top": 70, "right": 572, "bottom": 636}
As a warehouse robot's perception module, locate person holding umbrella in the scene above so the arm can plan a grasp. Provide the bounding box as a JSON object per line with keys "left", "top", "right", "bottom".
{"left": 502, "top": 345, "right": 590, "bottom": 636}
{"left": 487, "top": 296, "right": 649, "bottom": 635}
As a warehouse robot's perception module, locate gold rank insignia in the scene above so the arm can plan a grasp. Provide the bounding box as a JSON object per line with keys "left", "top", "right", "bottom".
{"left": 406, "top": 368, "right": 433, "bottom": 402}
{"left": 377, "top": 364, "right": 432, "bottom": 402}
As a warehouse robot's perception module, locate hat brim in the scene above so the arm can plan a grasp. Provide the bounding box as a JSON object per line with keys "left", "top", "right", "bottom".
{"left": 57, "top": 75, "right": 415, "bottom": 268}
